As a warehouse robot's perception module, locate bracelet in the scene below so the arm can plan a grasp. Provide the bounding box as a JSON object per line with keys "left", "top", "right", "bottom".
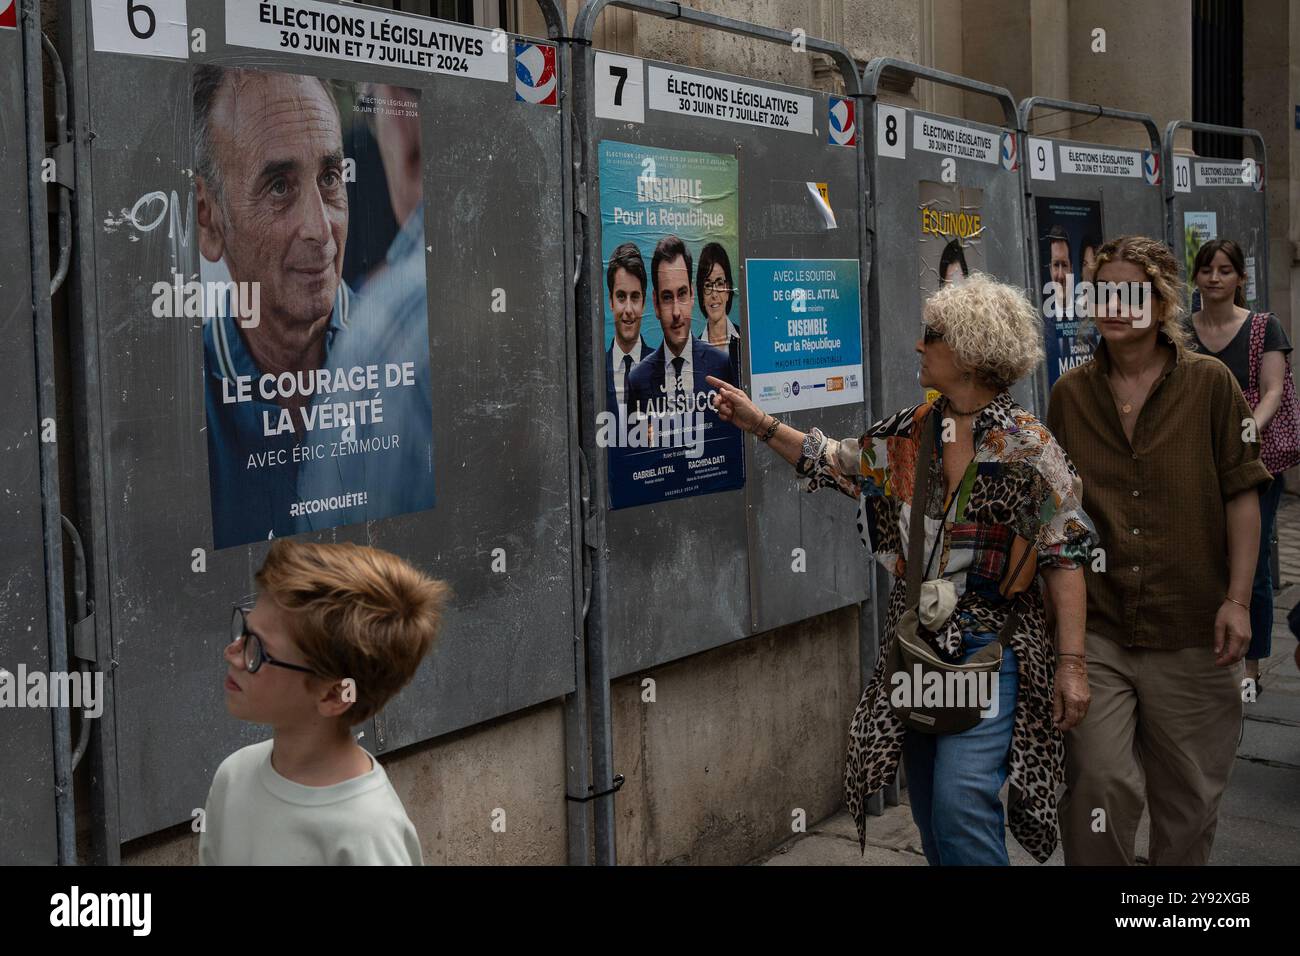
{"left": 1057, "top": 652, "right": 1085, "bottom": 658}
{"left": 1225, "top": 596, "right": 1249, "bottom": 610}
{"left": 757, "top": 416, "right": 781, "bottom": 442}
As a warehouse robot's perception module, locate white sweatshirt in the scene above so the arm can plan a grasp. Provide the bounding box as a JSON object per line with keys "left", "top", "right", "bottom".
{"left": 199, "top": 739, "right": 422, "bottom": 865}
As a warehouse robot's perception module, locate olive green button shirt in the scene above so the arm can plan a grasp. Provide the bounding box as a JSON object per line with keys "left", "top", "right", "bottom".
{"left": 1047, "top": 333, "right": 1270, "bottom": 649}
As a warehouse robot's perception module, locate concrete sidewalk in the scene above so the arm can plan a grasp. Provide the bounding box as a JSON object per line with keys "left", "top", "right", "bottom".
{"left": 755, "top": 494, "right": 1300, "bottom": 866}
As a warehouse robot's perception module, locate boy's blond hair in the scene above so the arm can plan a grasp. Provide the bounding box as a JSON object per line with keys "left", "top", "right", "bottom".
{"left": 255, "top": 540, "right": 451, "bottom": 723}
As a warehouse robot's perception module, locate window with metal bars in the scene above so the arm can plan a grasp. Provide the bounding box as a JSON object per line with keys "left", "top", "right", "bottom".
{"left": 1192, "top": 0, "right": 1243, "bottom": 159}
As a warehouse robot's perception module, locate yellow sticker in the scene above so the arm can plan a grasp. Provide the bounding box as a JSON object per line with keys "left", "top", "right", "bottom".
{"left": 925, "top": 388, "right": 941, "bottom": 404}
{"left": 815, "top": 182, "right": 829, "bottom": 203}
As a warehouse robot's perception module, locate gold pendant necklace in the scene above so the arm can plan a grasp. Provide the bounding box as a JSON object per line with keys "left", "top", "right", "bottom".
{"left": 1112, "top": 346, "right": 1170, "bottom": 416}
{"left": 1113, "top": 372, "right": 1151, "bottom": 415}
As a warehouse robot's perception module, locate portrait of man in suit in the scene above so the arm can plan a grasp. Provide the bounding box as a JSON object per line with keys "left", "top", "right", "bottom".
{"left": 1045, "top": 224, "right": 1073, "bottom": 320}
{"left": 627, "top": 235, "right": 737, "bottom": 428}
{"left": 605, "top": 241, "right": 651, "bottom": 417}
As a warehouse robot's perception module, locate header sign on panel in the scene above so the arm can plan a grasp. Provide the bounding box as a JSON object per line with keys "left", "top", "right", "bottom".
{"left": 911, "top": 115, "right": 998, "bottom": 164}
{"left": 1059, "top": 146, "right": 1143, "bottom": 178}
{"left": 226, "top": 0, "right": 507, "bottom": 81}
{"left": 1195, "top": 160, "right": 1261, "bottom": 188}
{"left": 647, "top": 66, "right": 813, "bottom": 134}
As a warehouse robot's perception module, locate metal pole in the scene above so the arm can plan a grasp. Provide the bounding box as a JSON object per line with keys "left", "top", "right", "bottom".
{"left": 1018, "top": 96, "right": 1160, "bottom": 154}
{"left": 573, "top": 0, "right": 867, "bottom": 863}
{"left": 857, "top": 70, "right": 887, "bottom": 818}
{"left": 863, "top": 57, "right": 1017, "bottom": 128}
{"left": 41, "top": 31, "right": 73, "bottom": 298}
{"left": 20, "top": 0, "right": 75, "bottom": 866}
{"left": 57, "top": 0, "right": 123, "bottom": 864}
{"left": 523, "top": 0, "right": 598, "bottom": 867}
{"left": 847, "top": 50, "right": 881, "bottom": 819}
{"left": 568, "top": 24, "right": 617, "bottom": 866}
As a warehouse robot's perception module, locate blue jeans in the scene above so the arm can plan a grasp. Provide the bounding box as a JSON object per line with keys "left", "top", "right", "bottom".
{"left": 1249, "top": 477, "right": 1284, "bottom": 662}
{"left": 901, "top": 629, "right": 1018, "bottom": 866}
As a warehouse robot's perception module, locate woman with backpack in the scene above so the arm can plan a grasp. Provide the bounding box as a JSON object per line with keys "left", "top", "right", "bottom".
{"left": 1188, "top": 238, "right": 1300, "bottom": 696}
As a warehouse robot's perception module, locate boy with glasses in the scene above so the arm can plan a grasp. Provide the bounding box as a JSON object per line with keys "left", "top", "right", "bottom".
{"left": 201, "top": 539, "right": 449, "bottom": 865}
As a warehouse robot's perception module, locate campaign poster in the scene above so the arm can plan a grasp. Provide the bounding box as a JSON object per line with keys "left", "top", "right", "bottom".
{"left": 918, "top": 181, "right": 986, "bottom": 298}
{"left": 1184, "top": 211, "right": 1218, "bottom": 312}
{"left": 596, "top": 140, "right": 745, "bottom": 510}
{"left": 194, "top": 66, "right": 434, "bottom": 549}
{"left": 917, "top": 182, "right": 985, "bottom": 402}
{"left": 1034, "top": 196, "right": 1105, "bottom": 386}
{"left": 745, "top": 258, "right": 864, "bottom": 413}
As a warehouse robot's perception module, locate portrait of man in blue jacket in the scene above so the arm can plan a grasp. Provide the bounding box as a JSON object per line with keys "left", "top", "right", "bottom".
{"left": 195, "top": 67, "right": 436, "bottom": 549}
{"left": 195, "top": 65, "right": 356, "bottom": 548}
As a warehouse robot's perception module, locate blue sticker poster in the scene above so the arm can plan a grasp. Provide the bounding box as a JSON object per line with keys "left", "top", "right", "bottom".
{"left": 596, "top": 140, "right": 745, "bottom": 510}
{"left": 745, "top": 258, "right": 864, "bottom": 413}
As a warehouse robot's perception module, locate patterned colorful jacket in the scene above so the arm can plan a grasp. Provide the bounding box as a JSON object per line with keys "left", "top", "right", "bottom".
{"left": 796, "top": 390, "right": 1095, "bottom": 862}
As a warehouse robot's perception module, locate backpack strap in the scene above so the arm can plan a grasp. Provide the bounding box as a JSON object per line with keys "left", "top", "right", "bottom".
{"left": 903, "top": 404, "right": 1044, "bottom": 647}
{"left": 1247, "top": 311, "right": 1265, "bottom": 395}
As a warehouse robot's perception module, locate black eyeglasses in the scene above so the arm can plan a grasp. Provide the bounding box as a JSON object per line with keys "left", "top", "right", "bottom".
{"left": 230, "top": 605, "right": 320, "bottom": 676}
{"left": 923, "top": 325, "right": 944, "bottom": 344}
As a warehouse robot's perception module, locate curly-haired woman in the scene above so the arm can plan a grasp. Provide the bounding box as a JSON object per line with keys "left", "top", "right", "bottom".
{"left": 708, "top": 273, "right": 1095, "bottom": 865}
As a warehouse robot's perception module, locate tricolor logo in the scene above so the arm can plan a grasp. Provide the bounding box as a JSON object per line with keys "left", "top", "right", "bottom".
{"left": 515, "top": 41, "right": 557, "bottom": 106}
{"left": 0, "top": 0, "right": 16, "bottom": 29}
{"left": 999, "top": 131, "right": 1018, "bottom": 171}
{"left": 828, "top": 96, "right": 856, "bottom": 147}
{"left": 1142, "top": 150, "right": 1160, "bottom": 186}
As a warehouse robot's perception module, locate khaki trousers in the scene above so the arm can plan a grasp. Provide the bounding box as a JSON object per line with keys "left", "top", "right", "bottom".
{"left": 1060, "top": 631, "right": 1243, "bottom": 866}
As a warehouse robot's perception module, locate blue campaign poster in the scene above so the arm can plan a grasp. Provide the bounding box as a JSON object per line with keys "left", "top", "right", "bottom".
{"left": 744, "top": 258, "right": 864, "bottom": 413}
{"left": 596, "top": 140, "right": 746, "bottom": 510}
{"left": 1034, "top": 195, "right": 1105, "bottom": 386}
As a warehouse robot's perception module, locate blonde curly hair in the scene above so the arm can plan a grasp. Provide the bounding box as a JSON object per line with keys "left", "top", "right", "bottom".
{"left": 922, "top": 272, "right": 1044, "bottom": 390}
{"left": 1090, "top": 235, "right": 1189, "bottom": 347}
